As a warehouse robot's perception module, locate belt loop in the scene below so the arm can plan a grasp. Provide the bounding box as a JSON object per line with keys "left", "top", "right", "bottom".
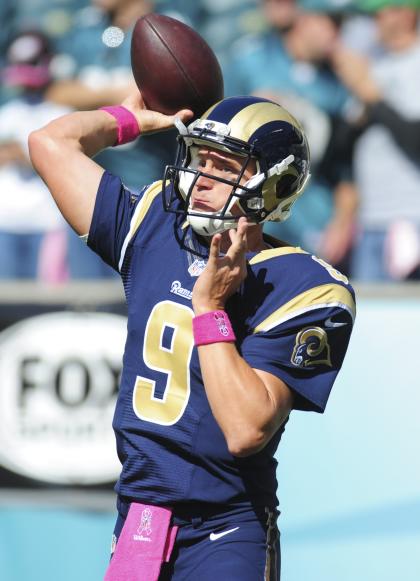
{"left": 191, "top": 516, "right": 203, "bottom": 528}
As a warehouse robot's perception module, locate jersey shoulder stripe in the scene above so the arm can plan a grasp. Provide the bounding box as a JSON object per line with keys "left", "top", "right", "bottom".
{"left": 118, "top": 180, "right": 163, "bottom": 271}
{"left": 249, "top": 246, "right": 307, "bottom": 266}
{"left": 253, "top": 283, "right": 356, "bottom": 333}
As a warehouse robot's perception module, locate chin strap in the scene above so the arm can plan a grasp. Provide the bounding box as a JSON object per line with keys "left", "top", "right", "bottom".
{"left": 243, "top": 154, "right": 295, "bottom": 192}
{"left": 174, "top": 117, "right": 188, "bottom": 135}
{"left": 268, "top": 154, "right": 295, "bottom": 177}
{"left": 241, "top": 154, "right": 295, "bottom": 210}
{"left": 174, "top": 117, "right": 193, "bottom": 146}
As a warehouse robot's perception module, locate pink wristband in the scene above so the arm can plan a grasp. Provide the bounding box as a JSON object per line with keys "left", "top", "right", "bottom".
{"left": 192, "top": 310, "right": 236, "bottom": 346}
{"left": 99, "top": 105, "right": 140, "bottom": 146}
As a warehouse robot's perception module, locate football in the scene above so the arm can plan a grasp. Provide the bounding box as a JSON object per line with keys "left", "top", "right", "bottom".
{"left": 131, "top": 13, "right": 224, "bottom": 118}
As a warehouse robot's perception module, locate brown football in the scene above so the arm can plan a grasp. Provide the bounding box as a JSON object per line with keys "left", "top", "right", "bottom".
{"left": 131, "top": 13, "right": 224, "bottom": 118}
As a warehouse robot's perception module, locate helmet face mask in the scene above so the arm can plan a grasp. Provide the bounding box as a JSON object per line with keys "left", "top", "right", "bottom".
{"left": 163, "top": 96, "right": 310, "bottom": 236}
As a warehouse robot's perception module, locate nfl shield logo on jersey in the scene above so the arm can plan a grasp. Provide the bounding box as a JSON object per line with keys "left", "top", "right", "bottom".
{"left": 188, "top": 259, "right": 207, "bottom": 277}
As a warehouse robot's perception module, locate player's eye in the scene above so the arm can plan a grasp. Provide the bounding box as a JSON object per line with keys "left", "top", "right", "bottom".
{"left": 221, "top": 164, "right": 238, "bottom": 175}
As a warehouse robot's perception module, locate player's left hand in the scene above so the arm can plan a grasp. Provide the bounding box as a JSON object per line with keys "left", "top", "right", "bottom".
{"left": 192, "top": 217, "right": 249, "bottom": 315}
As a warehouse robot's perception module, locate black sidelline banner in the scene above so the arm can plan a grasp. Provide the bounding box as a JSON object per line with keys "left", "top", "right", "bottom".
{"left": 0, "top": 282, "right": 126, "bottom": 489}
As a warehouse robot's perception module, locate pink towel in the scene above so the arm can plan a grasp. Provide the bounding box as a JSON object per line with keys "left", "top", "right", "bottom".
{"left": 104, "top": 503, "right": 178, "bottom": 581}
{"left": 384, "top": 219, "right": 420, "bottom": 280}
{"left": 38, "top": 229, "right": 69, "bottom": 284}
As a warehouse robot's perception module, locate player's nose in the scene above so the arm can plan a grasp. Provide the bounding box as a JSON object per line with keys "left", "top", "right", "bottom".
{"left": 196, "top": 171, "right": 213, "bottom": 190}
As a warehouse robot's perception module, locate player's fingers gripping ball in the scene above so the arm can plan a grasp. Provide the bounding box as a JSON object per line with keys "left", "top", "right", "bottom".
{"left": 130, "top": 13, "right": 224, "bottom": 118}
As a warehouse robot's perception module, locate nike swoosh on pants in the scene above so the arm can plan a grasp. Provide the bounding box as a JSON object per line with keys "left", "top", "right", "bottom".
{"left": 209, "top": 527, "right": 240, "bottom": 541}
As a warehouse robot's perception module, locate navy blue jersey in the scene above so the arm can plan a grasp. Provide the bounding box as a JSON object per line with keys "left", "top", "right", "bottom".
{"left": 88, "top": 172, "right": 355, "bottom": 510}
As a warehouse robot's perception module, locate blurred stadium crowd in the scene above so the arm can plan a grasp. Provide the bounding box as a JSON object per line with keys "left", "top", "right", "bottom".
{"left": 1, "top": 0, "right": 420, "bottom": 282}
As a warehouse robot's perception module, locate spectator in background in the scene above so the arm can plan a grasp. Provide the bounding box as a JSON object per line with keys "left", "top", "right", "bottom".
{"left": 47, "top": 0, "right": 175, "bottom": 190}
{"left": 0, "top": 0, "right": 17, "bottom": 78}
{"left": 331, "top": 0, "right": 420, "bottom": 281}
{"left": 45, "top": 0, "right": 177, "bottom": 279}
{"left": 0, "top": 0, "right": 18, "bottom": 107}
{"left": 198, "top": 0, "right": 261, "bottom": 70}
{"left": 224, "top": 0, "right": 356, "bottom": 273}
{"left": 0, "top": 30, "right": 69, "bottom": 281}
{"left": 154, "top": 0, "right": 205, "bottom": 28}
{"left": 259, "top": 0, "right": 299, "bottom": 31}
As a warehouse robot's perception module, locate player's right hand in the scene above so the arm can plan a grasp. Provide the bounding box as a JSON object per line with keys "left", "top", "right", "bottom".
{"left": 121, "top": 90, "right": 193, "bottom": 134}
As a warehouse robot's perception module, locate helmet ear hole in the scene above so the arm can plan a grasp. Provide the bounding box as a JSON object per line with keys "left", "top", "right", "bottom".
{"left": 276, "top": 174, "right": 299, "bottom": 200}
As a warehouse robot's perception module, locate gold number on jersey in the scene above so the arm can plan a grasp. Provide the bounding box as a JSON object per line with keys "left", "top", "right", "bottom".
{"left": 311, "top": 255, "right": 349, "bottom": 284}
{"left": 133, "top": 301, "right": 194, "bottom": 425}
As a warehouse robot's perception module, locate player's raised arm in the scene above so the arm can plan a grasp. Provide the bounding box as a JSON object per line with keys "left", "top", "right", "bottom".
{"left": 28, "top": 92, "right": 193, "bottom": 235}
{"left": 28, "top": 109, "right": 115, "bottom": 235}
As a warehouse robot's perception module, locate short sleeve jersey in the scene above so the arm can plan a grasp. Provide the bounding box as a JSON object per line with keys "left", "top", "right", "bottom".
{"left": 88, "top": 172, "right": 356, "bottom": 510}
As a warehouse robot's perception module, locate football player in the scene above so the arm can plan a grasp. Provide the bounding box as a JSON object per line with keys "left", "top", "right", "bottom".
{"left": 29, "top": 93, "right": 355, "bottom": 580}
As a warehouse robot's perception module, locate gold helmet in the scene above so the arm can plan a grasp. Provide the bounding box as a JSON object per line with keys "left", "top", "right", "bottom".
{"left": 163, "top": 95, "right": 310, "bottom": 236}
